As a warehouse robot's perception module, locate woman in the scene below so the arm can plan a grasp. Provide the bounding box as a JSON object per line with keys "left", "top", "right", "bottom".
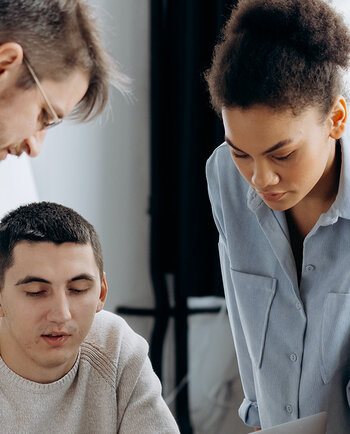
{"left": 205, "top": 0, "right": 350, "bottom": 432}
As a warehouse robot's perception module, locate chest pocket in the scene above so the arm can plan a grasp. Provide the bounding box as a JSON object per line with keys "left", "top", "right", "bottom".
{"left": 230, "top": 269, "right": 276, "bottom": 369}
{"left": 320, "top": 293, "right": 350, "bottom": 384}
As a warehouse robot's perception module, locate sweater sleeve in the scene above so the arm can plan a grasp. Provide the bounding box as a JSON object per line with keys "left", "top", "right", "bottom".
{"left": 115, "top": 321, "right": 179, "bottom": 433}
{"left": 118, "top": 356, "right": 179, "bottom": 434}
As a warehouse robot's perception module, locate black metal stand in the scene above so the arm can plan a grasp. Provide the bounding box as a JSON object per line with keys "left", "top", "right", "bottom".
{"left": 116, "top": 301, "right": 222, "bottom": 434}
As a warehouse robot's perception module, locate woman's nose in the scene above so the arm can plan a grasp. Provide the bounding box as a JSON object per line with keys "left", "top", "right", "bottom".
{"left": 251, "top": 162, "right": 279, "bottom": 190}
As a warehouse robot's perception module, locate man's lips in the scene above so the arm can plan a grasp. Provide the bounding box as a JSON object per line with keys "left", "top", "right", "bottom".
{"left": 41, "top": 332, "right": 71, "bottom": 346}
{"left": 7, "top": 148, "right": 23, "bottom": 157}
{"left": 0, "top": 148, "right": 23, "bottom": 161}
{"left": 0, "top": 150, "right": 8, "bottom": 161}
{"left": 43, "top": 331, "right": 70, "bottom": 336}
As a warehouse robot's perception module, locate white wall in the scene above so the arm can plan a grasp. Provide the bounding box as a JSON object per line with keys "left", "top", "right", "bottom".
{"left": 30, "top": 0, "right": 153, "bottom": 323}
{"left": 0, "top": 155, "right": 38, "bottom": 218}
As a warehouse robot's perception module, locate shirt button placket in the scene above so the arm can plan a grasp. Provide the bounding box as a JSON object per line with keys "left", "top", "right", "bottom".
{"left": 286, "top": 351, "right": 298, "bottom": 418}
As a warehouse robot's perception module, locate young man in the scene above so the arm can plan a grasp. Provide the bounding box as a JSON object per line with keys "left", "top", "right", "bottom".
{"left": 0, "top": 202, "right": 179, "bottom": 433}
{"left": 0, "top": 0, "right": 128, "bottom": 161}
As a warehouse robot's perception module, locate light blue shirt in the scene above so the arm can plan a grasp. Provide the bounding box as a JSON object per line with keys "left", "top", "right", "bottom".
{"left": 206, "top": 130, "right": 350, "bottom": 432}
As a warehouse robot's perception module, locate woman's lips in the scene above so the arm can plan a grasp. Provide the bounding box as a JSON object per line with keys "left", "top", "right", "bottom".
{"left": 260, "top": 192, "right": 286, "bottom": 202}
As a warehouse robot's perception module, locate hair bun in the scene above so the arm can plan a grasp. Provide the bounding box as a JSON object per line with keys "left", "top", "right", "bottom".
{"left": 232, "top": 0, "right": 349, "bottom": 66}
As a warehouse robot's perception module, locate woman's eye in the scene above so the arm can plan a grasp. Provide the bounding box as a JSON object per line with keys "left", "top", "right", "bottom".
{"left": 274, "top": 151, "right": 295, "bottom": 161}
{"left": 231, "top": 151, "right": 249, "bottom": 159}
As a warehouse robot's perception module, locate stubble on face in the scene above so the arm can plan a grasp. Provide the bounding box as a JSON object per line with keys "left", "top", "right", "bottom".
{"left": 0, "top": 242, "right": 105, "bottom": 383}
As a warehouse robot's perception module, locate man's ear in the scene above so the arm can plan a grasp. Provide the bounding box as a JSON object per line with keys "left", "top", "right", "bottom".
{"left": 96, "top": 272, "right": 108, "bottom": 313}
{"left": 0, "top": 42, "right": 23, "bottom": 73}
{"left": 328, "top": 95, "right": 347, "bottom": 140}
{"left": 0, "top": 294, "right": 4, "bottom": 318}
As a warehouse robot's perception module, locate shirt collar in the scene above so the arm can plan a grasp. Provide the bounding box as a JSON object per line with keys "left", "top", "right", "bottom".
{"left": 247, "top": 129, "right": 350, "bottom": 220}
{"left": 247, "top": 186, "right": 263, "bottom": 211}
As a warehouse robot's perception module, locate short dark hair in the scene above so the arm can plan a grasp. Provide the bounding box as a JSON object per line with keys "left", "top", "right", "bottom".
{"left": 205, "top": 0, "right": 350, "bottom": 117}
{"left": 0, "top": 0, "right": 130, "bottom": 122}
{"left": 0, "top": 202, "right": 104, "bottom": 289}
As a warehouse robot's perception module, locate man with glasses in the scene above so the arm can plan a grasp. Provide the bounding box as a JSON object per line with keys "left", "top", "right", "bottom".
{"left": 0, "top": 0, "right": 128, "bottom": 161}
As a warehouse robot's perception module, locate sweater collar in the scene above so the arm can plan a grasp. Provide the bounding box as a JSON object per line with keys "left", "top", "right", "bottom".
{"left": 0, "top": 349, "right": 81, "bottom": 393}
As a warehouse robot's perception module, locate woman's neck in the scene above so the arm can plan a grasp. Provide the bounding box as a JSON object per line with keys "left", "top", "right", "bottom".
{"left": 287, "top": 139, "right": 341, "bottom": 238}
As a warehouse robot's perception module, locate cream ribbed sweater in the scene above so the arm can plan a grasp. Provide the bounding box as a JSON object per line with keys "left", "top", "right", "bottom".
{"left": 0, "top": 310, "right": 179, "bottom": 434}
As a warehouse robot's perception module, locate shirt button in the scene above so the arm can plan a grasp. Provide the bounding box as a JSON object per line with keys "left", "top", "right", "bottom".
{"left": 305, "top": 264, "right": 315, "bottom": 272}
{"left": 286, "top": 404, "right": 293, "bottom": 414}
{"left": 289, "top": 353, "right": 297, "bottom": 362}
{"left": 295, "top": 301, "right": 302, "bottom": 310}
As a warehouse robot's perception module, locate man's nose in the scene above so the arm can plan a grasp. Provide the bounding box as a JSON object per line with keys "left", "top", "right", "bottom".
{"left": 23, "top": 129, "right": 47, "bottom": 157}
{"left": 251, "top": 161, "right": 279, "bottom": 190}
{"left": 46, "top": 292, "right": 72, "bottom": 324}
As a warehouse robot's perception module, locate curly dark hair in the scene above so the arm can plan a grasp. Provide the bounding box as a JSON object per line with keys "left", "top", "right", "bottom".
{"left": 205, "top": 0, "right": 350, "bottom": 117}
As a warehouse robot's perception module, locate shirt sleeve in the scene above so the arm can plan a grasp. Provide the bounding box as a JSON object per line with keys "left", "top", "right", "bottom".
{"left": 206, "top": 149, "right": 260, "bottom": 427}
{"left": 116, "top": 333, "right": 180, "bottom": 434}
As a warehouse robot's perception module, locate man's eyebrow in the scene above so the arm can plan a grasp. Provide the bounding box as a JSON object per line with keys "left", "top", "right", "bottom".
{"left": 15, "top": 274, "right": 96, "bottom": 286}
{"left": 225, "top": 136, "right": 293, "bottom": 155}
{"left": 15, "top": 276, "right": 51, "bottom": 286}
{"left": 69, "top": 274, "right": 95, "bottom": 283}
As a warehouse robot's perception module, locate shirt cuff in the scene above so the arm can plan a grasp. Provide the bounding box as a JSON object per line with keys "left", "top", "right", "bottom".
{"left": 238, "top": 397, "right": 260, "bottom": 427}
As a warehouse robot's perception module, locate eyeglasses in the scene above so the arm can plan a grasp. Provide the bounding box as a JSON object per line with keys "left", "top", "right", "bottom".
{"left": 23, "top": 57, "right": 62, "bottom": 129}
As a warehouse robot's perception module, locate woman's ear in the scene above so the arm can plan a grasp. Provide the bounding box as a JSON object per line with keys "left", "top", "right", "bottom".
{"left": 329, "top": 96, "right": 347, "bottom": 140}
